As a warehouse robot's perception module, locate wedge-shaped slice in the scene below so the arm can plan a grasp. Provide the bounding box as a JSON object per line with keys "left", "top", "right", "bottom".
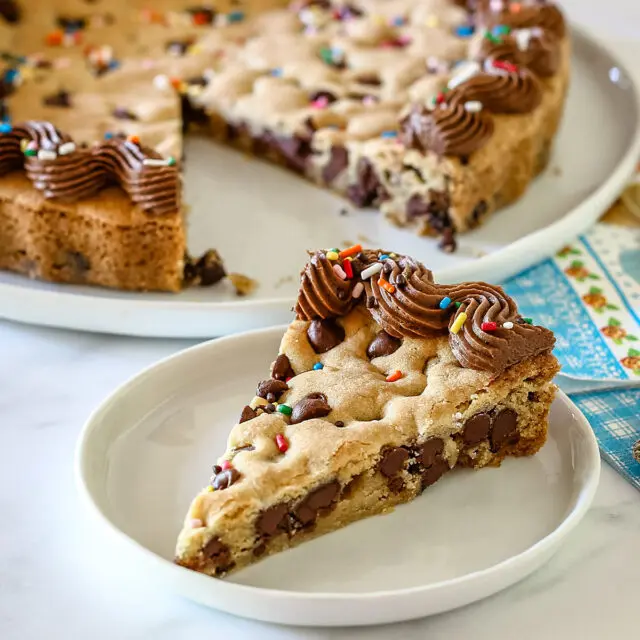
{"left": 175, "top": 247, "right": 560, "bottom": 577}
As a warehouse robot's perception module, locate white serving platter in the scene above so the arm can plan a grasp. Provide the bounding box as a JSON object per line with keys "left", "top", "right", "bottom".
{"left": 75, "top": 326, "right": 601, "bottom": 627}
{"left": 2, "top": 27, "right": 639, "bottom": 338}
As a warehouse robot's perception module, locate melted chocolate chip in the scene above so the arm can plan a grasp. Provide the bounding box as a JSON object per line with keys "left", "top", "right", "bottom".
{"left": 355, "top": 73, "right": 381, "bottom": 86}
{"left": 202, "top": 537, "right": 231, "bottom": 566}
{"left": 0, "top": 0, "right": 20, "bottom": 23}
{"left": 253, "top": 542, "right": 266, "bottom": 557}
{"left": 166, "top": 38, "right": 194, "bottom": 56}
{"left": 256, "top": 504, "right": 289, "bottom": 537}
{"left": 346, "top": 159, "right": 388, "bottom": 207}
{"left": 272, "top": 354, "right": 294, "bottom": 381}
{"left": 310, "top": 89, "right": 337, "bottom": 104}
{"left": 367, "top": 331, "right": 402, "bottom": 359}
{"left": 196, "top": 249, "right": 226, "bottom": 286}
{"left": 294, "top": 481, "right": 340, "bottom": 526}
{"left": 256, "top": 379, "right": 288, "bottom": 401}
{"left": 438, "top": 228, "right": 457, "bottom": 254}
{"left": 57, "top": 16, "right": 87, "bottom": 31}
{"left": 422, "top": 459, "right": 449, "bottom": 489}
{"left": 379, "top": 447, "right": 409, "bottom": 477}
{"left": 43, "top": 90, "right": 72, "bottom": 108}
{"left": 66, "top": 251, "right": 90, "bottom": 276}
{"left": 490, "top": 408, "right": 518, "bottom": 452}
{"left": 212, "top": 467, "right": 241, "bottom": 490}
{"left": 334, "top": 420, "right": 345, "bottom": 428}
{"left": 419, "top": 438, "right": 445, "bottom": 468}
{"left": 463, "top": 412, "right": 491, "bottom": 445}
{"left": 290, "top": 392, "right": 331, "bottom": 424}
{"left": 112, "top": 106, "right": 138, "bottom": 120}
{"left": 406, "top": 190, "right": 452, "bottom": 233}
{"left": 322, "top": 145, "right": 348, "bottom": 183}
{"left": 239, "top": 405, "right": 257, "bottom": 423}
{"left": 307, "top": 318, "right": 345, "bottom": 353}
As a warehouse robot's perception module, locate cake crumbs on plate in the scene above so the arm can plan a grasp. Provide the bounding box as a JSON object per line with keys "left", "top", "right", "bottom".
{"left": 228, "top": 272, "right": 257, "bottom": 296}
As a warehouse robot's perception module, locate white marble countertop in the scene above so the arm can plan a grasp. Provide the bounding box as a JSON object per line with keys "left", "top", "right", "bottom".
{"left": 2, "top": 3, "right": 640, "bottom": 639}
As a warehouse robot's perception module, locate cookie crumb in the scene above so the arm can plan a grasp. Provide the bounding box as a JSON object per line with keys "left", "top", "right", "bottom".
{"left": 228, "top": 272, "right": 257, "bottom": 296}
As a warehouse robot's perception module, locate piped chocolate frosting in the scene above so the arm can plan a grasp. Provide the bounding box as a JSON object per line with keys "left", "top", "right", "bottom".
{"left": 295, "top": 249, "right": 555, "bottom": 377}
{"left": 0, "top": 121, "right": 179, "bottom": 214}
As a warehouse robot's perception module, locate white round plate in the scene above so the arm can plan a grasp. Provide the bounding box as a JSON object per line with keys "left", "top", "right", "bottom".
{"left": 4, "top": 27, "right": 639, "bottom": 338}
{"left": 76, "top": 326, "right": 601, "bottom": 627}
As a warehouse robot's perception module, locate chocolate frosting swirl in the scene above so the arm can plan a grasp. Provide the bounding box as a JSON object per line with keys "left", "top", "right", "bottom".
{"left": 400, "top": 103, "right": 494, "bottom": 158}
{"left": 0, "top": 121, "right": 179, "bottom": 214}
{"left": 448, "top": 68, "right": 542, "bottom": 114}
{"left": 480, "top": 3, "right": 566, "bottom": 39}
{"left": 475, "top": 32, "right": 560, "bottom": 77}
{"left": 295, "top": 251, "right": 555, "bottom": 377}
{"left": 295, "top": 251, "right": 355, "bottom": 320}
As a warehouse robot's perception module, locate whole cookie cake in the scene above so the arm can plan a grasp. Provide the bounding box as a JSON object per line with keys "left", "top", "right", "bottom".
{"left": 174, "top": 245, "right": 560, "bottom": 577}
{"left": 0, "top": 0, "right": 568, "bottom": 291}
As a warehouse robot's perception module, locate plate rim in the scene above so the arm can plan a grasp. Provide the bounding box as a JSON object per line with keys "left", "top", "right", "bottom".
{"left": 3, "top": 25, "right": 640, "bottom": 338}
{"left": 74, "top": 325, "right": 601, "bottom": 614}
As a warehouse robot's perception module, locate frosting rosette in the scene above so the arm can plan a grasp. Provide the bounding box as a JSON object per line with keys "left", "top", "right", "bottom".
{"left": 400, "top": 103, "right": 494, "bottom": 157}
{"left": 362, "top": 256, "right": 447, "bottom": 338}
{"left": 481, "top": 3, "right": 566, "bottom": 39}
{"left": 0, "top": 121, "right": 179, "bottom": 215}
{"left": 445, "top": 282, "right": 555, "bottom": 375}
{"left": 295, "top": 251, "right": 355, "bottom": 320}
{"left": 448, "top": 68, "right": 542, "bottom": 114}
{"left": 475, "top": 32, "right": 560, "bottom": 77}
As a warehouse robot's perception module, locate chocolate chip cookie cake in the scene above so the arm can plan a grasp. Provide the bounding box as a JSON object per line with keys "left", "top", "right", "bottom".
{"left": 174, "top": 245, "right": 560, "bottom": 577}
{"left": 0, "top": 0, "right": 568, "bottom": 290}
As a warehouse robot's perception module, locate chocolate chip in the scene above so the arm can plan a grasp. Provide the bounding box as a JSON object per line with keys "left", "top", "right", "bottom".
{"left": 422, "top": 459, "right": 449, "bottom": 489}
{"left": 294, "top": 481, "right": 340, "bottom": 526}
{"left": 239, "top": 405, "right": 256, "bottom": 423}
{"left": 419, "top": 438, "right": 444, "bottom": 467}
{"left": 272, "top": 354, "right": 294, "bottom": 380}
{"left": 355, "top": 73, "right": 381, "bottom": 86}
{"left": 57, "top": 16, "right": 87, "bottom": 31}
{"left": 310, "top": 89, "right": 337, "bottom": 104}
{"left": 463, "top": 412, "right": 491, "bottom": 445}
{"left": 196, "top": 249, "right": 226, "bottom": 286}
{"left": 269, "top": 133, "right": 312, "bottom": 174}
{"left": 334, "top": 420, "right": 345, "bottom": 428}
{"left": 471, "top": 200, "right": 488, "bottom": 223}
{"left": 253, "top": 542, "right": 266, "bottom": 557}
{"left": 212, "top": 468, "right": 241, "bottom": 490}
{"left": 380, "top": 447, "right": 409, "bottom": 477}
{"left": 0, "top": 0, "right": 20, "bottom": 23}
{"left": 438, "top": 228, "right": 457, "bottom": 253}
{"left": 66, "top": 251, "right": 90, "bottom": 275}
{"left": 367, "top": 331, "right": 402, "bottom": 359}
{"left": 256, "top": 379, "right": 288, "bottom": 401}
{"left": 307, "top": 318, "right": 345, "bottom": 353}
{"left": 291, "top": 392, "right": 331, "bottom": 424}
{"left": 211, "top": 464, "right": 222, "bottom": 476}
{"left": 406, "top": 190, "right": 452, "bottom": 232}
{"left": 388, "top": 476, "right": 405, "bottom": 493}
{"left": 256, "top": 504, "right": 289, "bottom": 537}
{"left": 490, "top": 408, "right": 518, "bottom": 452}
{"left": 263, "top": 403, "right": 276, "bottom": 414}
{"left": 112, "top": 106, "right": 138, "bottom": 120}
{"left": 346, "top": 159, "right": 388, "bottom": 207}
{"left": 43, "top": 90, "right": 72, "bottom": 108}
{"left": 202, "top": 537, "right": 230, "bottom": 565}
{"left": 166, "top": 39, "right": 193, "bottom": 56}
{"left": 322, "top": 145, "right": 348, "bottom": 183}
{"left": 395, "top": 274, "right": 406, "bottom": 288}
{"left": 528, "top": 391, "right": 538, "bottom": 402}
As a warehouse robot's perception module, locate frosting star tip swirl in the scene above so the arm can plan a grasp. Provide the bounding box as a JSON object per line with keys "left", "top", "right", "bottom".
{"left": 296, "top": 247, "right": 555, "bottom": 377}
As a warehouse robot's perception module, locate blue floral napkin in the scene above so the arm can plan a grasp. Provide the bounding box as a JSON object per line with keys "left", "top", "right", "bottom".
{"left": 502, "top": 223, "right": 640, "bottom": 489}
